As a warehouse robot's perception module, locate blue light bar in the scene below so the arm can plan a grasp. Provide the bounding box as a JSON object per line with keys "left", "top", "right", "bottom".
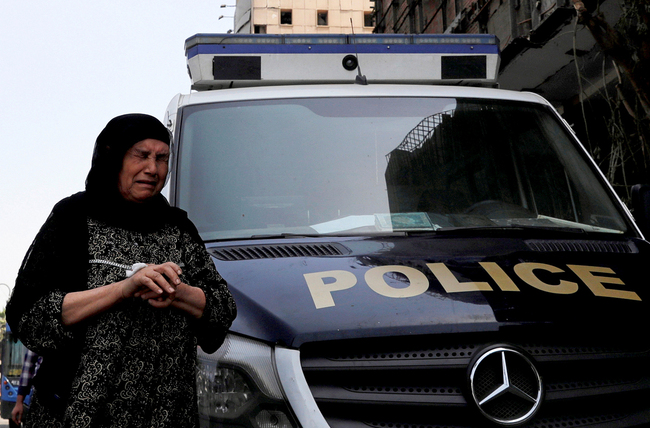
{"left": 185, "top": 33, "right": 500, "bottom": 59}
{"left": 186, "top": 33, "right": 498, "bottom": 49}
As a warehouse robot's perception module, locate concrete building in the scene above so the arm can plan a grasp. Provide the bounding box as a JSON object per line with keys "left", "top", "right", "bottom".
{"left": 232, "top": 0, "right": 376, "bottom": 34}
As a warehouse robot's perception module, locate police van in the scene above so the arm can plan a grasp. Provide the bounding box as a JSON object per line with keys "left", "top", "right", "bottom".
{"left": 164, "top": 34, "right": 650, "bottom": 428}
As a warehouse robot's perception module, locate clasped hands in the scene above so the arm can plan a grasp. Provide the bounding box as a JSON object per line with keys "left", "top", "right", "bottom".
{"left": 122, "top": 262, "right": 184, "bottom": 308}
{"left": 62, "top": 261, "right": 204, "bottom": 326}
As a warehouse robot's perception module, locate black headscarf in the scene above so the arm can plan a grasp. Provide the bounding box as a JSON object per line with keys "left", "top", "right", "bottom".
{"left": 85, "top": 113, "right": 174, "bottom": 231}
{"left": 86, "top": 113, "right": 171, "bottom": 196}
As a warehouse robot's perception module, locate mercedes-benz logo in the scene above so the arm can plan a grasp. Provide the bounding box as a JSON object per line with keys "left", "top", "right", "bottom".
{"left": 468, "top": 345, "right": 543, "bottom": 425}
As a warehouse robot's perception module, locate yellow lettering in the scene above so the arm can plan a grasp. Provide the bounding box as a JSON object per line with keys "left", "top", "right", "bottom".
{"left": 304, "top": 262, "right": 641, "bottom": 309}
{"left": 427, "top": 263, "right": 493, "bottom": 293}
{"left": 480, "top": 262, "right": 520, "bottom": 291}
{"left": 365, "top": 265, "right": 429, "bottom": 298}
{"left": 304, "top": 270, "right": 357, "bottom": 309}
{"left": 567, "top": 265, "right": 641, "bottom": 301}
{"left": 514, "top": 263, "right": 578, "bottom": 294}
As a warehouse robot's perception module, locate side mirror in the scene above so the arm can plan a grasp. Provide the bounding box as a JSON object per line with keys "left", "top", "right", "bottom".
{"left": 631, "top": 184, "right": 650, "bottom": 237}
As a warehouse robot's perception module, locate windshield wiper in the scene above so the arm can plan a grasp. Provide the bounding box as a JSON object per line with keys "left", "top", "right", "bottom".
{"left": 430, "top": 225, "right": 587, "bottom": 235}
{"left": 415, "top": 215, "right": 624, "bottom": 236}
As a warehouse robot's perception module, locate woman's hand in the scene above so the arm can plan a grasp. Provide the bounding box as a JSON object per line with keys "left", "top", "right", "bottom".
{"left": 62, "top": 262, "right": 184, "bottom": 326}
{"left": 136, "top": 280, "right": 206, "bottom": 318}
{"left": 128, "top": 263, "right": 205, "bottom": 318}
{"left": 124, "top": 262, "right": 182, "bottom": 301}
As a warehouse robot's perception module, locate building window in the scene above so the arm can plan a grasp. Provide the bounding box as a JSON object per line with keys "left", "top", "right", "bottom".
{"left": 254, "top": 25, "right": 267, "bottom": 33}
{"left": 364, "top": 11, "right": 374, "bottom": 27}
{"left": 317, "top": 10, "right": 328, "bottom": 26}
{"left": 281, "top": 10, "right": 292, "bottom": 25}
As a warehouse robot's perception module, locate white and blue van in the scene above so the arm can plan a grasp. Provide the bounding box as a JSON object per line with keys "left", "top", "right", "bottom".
{"left": 165, "top": 34, "right": 650, "bottom": 428}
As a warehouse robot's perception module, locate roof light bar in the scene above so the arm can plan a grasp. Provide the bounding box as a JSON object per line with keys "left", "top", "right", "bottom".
{"left": 184, "top": 33, "right": 500, "bottom": 91}
{"left": 185, "top": 33, "right": 498, "bottom": 49}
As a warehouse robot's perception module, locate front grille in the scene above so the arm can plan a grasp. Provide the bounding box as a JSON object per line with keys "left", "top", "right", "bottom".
{"left": 300, "top": 334, "right": 650, "bottom": 428}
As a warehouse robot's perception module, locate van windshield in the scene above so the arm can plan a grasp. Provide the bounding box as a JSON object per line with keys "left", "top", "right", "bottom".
{"left": 176, "top": 97, "right": 629, "bottom": 240}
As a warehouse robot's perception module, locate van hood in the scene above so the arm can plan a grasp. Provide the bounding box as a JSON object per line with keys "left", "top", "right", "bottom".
{"left": 207, "top": 234, "right": 649, "bottom": 348}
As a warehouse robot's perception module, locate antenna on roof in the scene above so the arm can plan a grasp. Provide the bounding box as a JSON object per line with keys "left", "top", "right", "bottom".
{"left": 350, "top": 19, "right": 368, "bottom": 85}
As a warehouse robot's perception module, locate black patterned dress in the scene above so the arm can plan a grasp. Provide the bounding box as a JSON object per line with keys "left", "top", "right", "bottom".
{"left": 8, "top": 193, "right": 236, "bottom": 428}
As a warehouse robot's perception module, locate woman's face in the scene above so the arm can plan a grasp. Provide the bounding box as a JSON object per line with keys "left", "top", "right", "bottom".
{"left": 118, "top": 139, "right": 170, "bottom": 203}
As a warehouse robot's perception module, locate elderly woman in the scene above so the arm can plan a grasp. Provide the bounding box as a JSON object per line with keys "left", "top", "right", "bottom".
{"left": 7, "top": 114, "right": 237, "bottom": 428}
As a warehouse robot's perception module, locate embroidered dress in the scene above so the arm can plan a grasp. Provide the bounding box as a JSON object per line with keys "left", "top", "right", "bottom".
{"left": 7, "top": 193, "right": 237, "bottom": 428}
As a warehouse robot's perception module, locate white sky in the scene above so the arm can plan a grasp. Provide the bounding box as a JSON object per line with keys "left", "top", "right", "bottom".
{"left": 0, "top": 1, "right": 235, "bottom": 309}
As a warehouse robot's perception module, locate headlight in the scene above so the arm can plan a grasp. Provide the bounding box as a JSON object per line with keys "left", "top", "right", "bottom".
{"left": 197, "top": 334, "right": 300, "bottom": 428}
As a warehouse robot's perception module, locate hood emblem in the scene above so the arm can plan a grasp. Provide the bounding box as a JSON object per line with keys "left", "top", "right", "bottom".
{"left": 468, "top": 346, "right": 543, "bottom": 425}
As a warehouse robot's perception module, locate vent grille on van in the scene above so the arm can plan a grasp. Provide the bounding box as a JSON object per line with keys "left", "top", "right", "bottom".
{"left": 208, "top": 243, "right": 348, "bottom": 261}
{"left": 300, "top": 334, "right": 650, "bottom": 427}
{"left": 526, "top": 240, "right": 637, "bottom": 253}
